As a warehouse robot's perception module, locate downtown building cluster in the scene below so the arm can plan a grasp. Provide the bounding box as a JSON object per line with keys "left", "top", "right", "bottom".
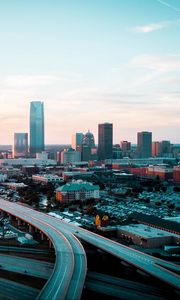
{"left": 0, "top": 101, "right": 179, "bottom": 183}
{"left": 12, "top": 101, "right": 44, "bottom": 158}
{"left": 0, "top": 100, "right": 176, "bottom": 162}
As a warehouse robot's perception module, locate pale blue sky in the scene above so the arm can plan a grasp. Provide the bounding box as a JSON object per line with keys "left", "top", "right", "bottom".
{"left": 0, "top": 0, "right": 179, "bottom": 144}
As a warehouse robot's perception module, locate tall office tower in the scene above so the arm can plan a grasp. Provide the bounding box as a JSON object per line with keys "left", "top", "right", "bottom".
{"left": 98, "top": 123, "right": 113, "bottom": 160}
{"left": 30, "top": 101, "right": 44, "bottom": 156}
{"left": 137, "top": 131, "right": 152, "bottom": 158}
{"left": 82, "top": 130, "right": 96, "bottom": 161}
{"left": 120, "top": 141, "right": 131, "bottom": 157}
{"left": 13, "top": 133, "right": 28, "bottom": 158}
{"left": 152, "top": 141, "right": 161, "bottom": 157}
{"left": 71, "top": 133, "right": 84, "bottom": 151}
{"left": 160, "top": 140, "right": 171, "bottom": 157}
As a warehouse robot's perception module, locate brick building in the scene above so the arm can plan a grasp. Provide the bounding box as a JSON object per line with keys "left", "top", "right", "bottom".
{"left": 56, "top": 180, "right": 99, "bottom": 203}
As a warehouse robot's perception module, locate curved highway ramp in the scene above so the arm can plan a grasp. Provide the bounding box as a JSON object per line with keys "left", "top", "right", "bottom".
{"left": 0, "top": 198, "right": 180, "bottom": 300}
{"left": 0, "top": 278, "right": 39, "bottom": 300}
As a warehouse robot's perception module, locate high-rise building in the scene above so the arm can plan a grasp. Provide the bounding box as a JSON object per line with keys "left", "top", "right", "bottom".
{"left": 160, "top": 140, "right": 171, "bottom": 157}
{"left": 113, "top": 145, "right": 122, "bottom": 159}
{"left": 137, "top": 131, "right": 152, "bottom": 158}
{"left": 120, "top": 141, "right": 131, "bottom": 157}
{"left": 30, "top": 101, "right": 44, "bottom": 156}
{"left": 152, "top": 141, "right": 161, "bottom": 157}
{"left": 61, "top": 148, "right": 81, "bottom": 164}
{"left": 71, "top": 133, "right": 83, "bottom": 151}
{"left": 13, "top": 133, "right": 28, "bottom": 158}
{"left": 82, "top": 131, "right": 96, "bottom": 161}
{"left": 98, "top": 123, "right": 113, "bottom": 160}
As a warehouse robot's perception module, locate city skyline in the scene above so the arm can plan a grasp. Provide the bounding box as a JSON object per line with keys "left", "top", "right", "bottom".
{"left": 0, "top": 0, "right": 180, "bottom": 144}
{"left": 30, "top": 101, "right": 44, "bottom": 155}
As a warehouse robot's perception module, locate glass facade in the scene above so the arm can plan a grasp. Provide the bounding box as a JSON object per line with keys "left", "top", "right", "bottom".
{"left": 13, "top": 133, "right": 28, "bottom": 158}
{"left": 30, "top": 101, "right": 44, "bottom": 155}
{"left": 137, "top": 131, "right": 152, "bottom": 158}
{"left": 98, "top": 123, "right": 113, "bottom": 160}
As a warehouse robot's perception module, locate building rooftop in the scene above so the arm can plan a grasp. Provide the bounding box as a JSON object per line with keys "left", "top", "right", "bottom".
{"left": 56, "top": 180, "right": 99, "bottom": 192}
{"left": 33, "top": 174, "right": 61, "bottom": 179}
{"left": 118, "top": 224, "right": 179, "bottom": 239}
{"left": 130, "top": 212, "right": 180, "bottom": 234}
{"left": 163, "top": 216, "right": 180, "bottom": 224}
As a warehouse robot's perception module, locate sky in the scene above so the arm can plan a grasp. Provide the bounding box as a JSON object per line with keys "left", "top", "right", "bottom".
{"left": 0, "top": 0, "right": 179, "bottom": 144}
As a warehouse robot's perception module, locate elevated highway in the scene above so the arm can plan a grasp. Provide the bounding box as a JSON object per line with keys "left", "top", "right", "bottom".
{"left": 0, "top": 254, "right": 53, "bottom": 279}
{"left": 0, "top": 199, "right": 87, "bottom": 300}
{"left": 0, "top": 198, "right": 179, "bottom": 299}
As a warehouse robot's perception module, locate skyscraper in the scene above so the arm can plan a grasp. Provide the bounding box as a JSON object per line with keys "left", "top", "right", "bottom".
{"left": 98, "top": 123, "right": 113, "bottom": 160}
{"left": 30, "top": 101, "right": 44, "bottom": 156}
{"left": 13, "top": 133, "right": 28, "bottom": 158}
{"left": 120, "top": 141, "right": 131, "bottom": 157}
{"left": 152, "top": 141, "right": 161, "bottom": 157}
{"left": 160, "top": 140, "right": 171, "bottom": 157}
{"left": 82, "top": 130, "right": 96, "bottom": 161}
{"left": 137, "top": 131, "right": 152, "bottom": 158}
{"left": 71, "top": 133, "right": 84, "bottom": 151}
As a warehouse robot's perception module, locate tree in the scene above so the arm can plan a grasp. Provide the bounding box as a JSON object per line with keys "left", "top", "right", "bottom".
{"left": 168, "top": 203, "right": 175, "bottom": 209}
{"left": 155, "top": 201, "right": 162, "bottom": 206}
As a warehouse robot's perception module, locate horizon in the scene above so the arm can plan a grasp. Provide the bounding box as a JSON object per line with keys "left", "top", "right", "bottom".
{"left": 0, "top": 0, "right": 180, "bottom": 144}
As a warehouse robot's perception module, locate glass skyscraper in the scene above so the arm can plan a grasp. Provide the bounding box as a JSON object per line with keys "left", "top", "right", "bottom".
{"left": 30, "top": 101, "right": 44, "bottom": 156}
{"left": 13, "top": 133, "right": 28, "bottom": 158}
{"left": 98, "top": 123, "right": 113, "bottom": 160}
{"left": 137, "top": 131, "right": 152, "bottom": 158}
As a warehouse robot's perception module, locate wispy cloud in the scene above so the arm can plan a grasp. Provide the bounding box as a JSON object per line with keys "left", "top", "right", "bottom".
{"left": 132, "top": 19, "right": 180, "bottom": 33}
{"left": 156, "top": 0, "right": 180, "bottom": 13}
{"left": 3, "top": 75, "right": 60, "bottom": 88}
{"left": 130, "top": 54, "right": 180, "bottom": 72}
{"left": 1, "top": 73, "right": 83, "bottom": 89}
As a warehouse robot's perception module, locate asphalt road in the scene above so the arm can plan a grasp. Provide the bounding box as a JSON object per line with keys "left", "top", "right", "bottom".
{"left": 0, "top": 198, "right": 87, "bottom": 300}
{"left": 87, "top": 271, "right": 172, "bottom": 298}
{"left": 0, "top": 198, "right": 180, "bottom": 300}
{"left": 85, "top": 279, "right": 170, "bottom": 300}
{"left": 0, "top": 278, "right": 39, "bottom": 300}
{"left": 0, "top": 254, "right": 53, "bottom": 279}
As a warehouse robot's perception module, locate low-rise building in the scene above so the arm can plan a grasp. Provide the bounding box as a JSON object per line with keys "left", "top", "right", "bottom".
{"left": 173, "top": 166, "right": 180, "bottom": 183}
{"left": 62, "top": 171, "right": 94, "bottom": 182}
{"left": 0, "top": 158, "right": 56, "bottom": 167}
{"left": 117, "top": 224, "right": 180, "bottom": 248}
{"left": 56, "top": 180, "right": 99, "bottom": 203}
{"left": 3, "top": 182, "right": 27, "bottom": 190}
{"left": 147, "top": 165, "right": 173, "bottom": 180}
{"left": 0, "top": 174, "right": 7, "bottom": 182}
{"left": 32, "top": 174, "right": 63, "bottom": 184}
{"left": 61, "top": 148, "right": 81, "bottom": 164}
{"left": 106, "top": 157, "right": 176, "bottom": 166}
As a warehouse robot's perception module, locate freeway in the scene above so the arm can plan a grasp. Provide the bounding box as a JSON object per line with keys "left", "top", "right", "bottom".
{"left": 0, "top": 245, "right": 50, "bottom": 254}
{"left": 26, "top": 205, "right": 180, "bottom": 291}
{"left": 32, "top": 205, "right": 180, "bottom": 291}
{"left": 86, "top": 272, "right": 172, "bottom": 299}
{"left": 0, "top": 254, "right": 53, "bottom": 279}
{"left": 0, "top": 199, "right": 87, "bottom": 300}
{"left": 0, "top": 278, "right": 39, "bottom": 300}
{"left": 85, "top": 278, "right": 170, "bottom": 300}
{"left": 0, "top": 198, "right": 180, "bottom": 297}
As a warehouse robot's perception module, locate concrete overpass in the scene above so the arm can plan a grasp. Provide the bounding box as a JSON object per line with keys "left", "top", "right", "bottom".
{"left": 0, "top": 199, "right": 87, "bottom": 300}
{"left": 0, "top": 198, "right": 179, "bottom": 300}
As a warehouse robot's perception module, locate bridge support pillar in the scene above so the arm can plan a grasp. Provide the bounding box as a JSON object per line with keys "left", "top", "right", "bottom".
{"left": 29, "top": 225, "right": 34, "bottom": 233}
{"left": 41, "top": 232, "right": 45, "bottom": 240}
{"left": 49, "top": 240, "right": 53, "bottom": 248}
{"left": 17, "top": 219, "right": 22, "bottom": 226}
{"left": 0, "top": 211, "right": 4, "bottom": 218}
{"left": 8, "top": 214, "right": 12, "bottom": 221}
